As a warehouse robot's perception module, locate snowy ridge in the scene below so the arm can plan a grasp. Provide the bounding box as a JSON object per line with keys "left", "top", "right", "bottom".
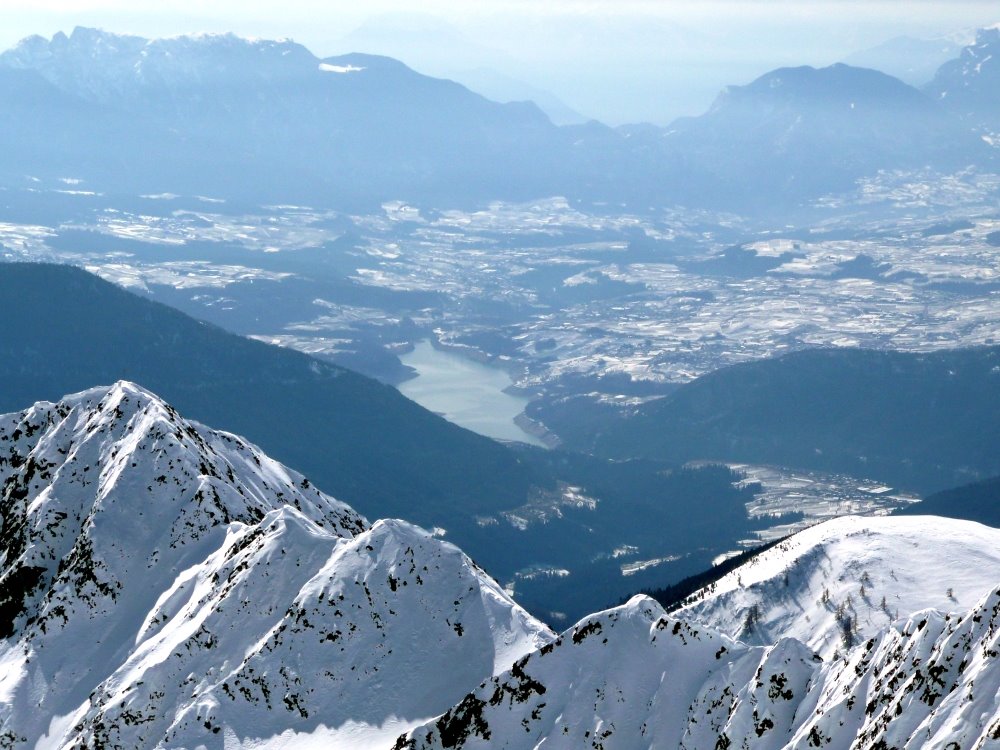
{"left": 0, "top": 27, "right": 318, "bottom": 105}
{"left": 67, "top": 517, "right": 550, "bottom": 749}
{"left": 399, "top": 584, "right": 1000, "bottom": 749}
{"left": 674, "top": 514, "right": 1000, "bottom": 658}
{"left": 0, "top": 380, "right": 365, "bottom": 635}
{"left": 0, "top": 383, "right": 551, "bottom": 749}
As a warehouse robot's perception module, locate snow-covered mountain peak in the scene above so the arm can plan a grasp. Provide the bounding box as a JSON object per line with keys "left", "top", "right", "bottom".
{"left": 1, "top": 379, "right": 365, "bottom": 543}
{"left": 397, "top": 517, "right": 1000, "bottom": 748}
{"left": 401, "top": 576, "right": 1000, "bottom": 749}
{"left": 137, "top": 31, "right": 315, "bottom": 66}
{"left": 5, "top": 26, "right": 304, "bottom": 61}
{"left": 0, "top": 384, "right": 551, "bottom": 749}
{"left": 398, "top": 596, "right": 751, "bottom": 750}
{"left": 604, "top": 592, "right": 665, "bottom": 624}
{"left": 16, "top": 26, "right": 148, "bottom": 60}
{"left": 62, "top": 506, "right": 551, "bottom": 749}
{"left": 674, "top": 514, "right": 1000, "bottom": 658}
{"left": 63, "top": 25, "right": 146, "bottom": 49}
{"left": 0, "top": 380, "right": 366, "bottom": 667}
{"left": 296, "top": 517, "right": 553, "bottom": 677}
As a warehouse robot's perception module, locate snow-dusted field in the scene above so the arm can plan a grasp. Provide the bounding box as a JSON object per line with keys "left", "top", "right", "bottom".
{"left": 3, "top": 171, "right": 1000, "bottom": 396}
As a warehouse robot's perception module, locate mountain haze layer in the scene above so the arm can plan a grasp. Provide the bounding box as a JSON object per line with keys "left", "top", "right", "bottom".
{"left": 0, "top": 27, "right": 568, "bottom": 207}
{"left": 0, "top": 29, "right": 990, "bottom": 211}
{"left": 652, "top": 62, "right": 988, "bottom": 206}
{"left": 844, "top": 34, "right": 966, "bottom": 87}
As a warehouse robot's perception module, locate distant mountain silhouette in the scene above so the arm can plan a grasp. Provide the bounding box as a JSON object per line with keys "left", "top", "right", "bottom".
{"left": 651, "top": 63, "right": 988, "bottom": 206}
{"left": 0, "top": 28, "right": 569, "bottom": 207}
{"left": 844, "top": 34, "right": 966, "bottom": 86}
{"left": 0, "top": 30, "right": 990, "bottom": 210}
{"left": 927, "top": 27, "right": 1000, "bottom": 132}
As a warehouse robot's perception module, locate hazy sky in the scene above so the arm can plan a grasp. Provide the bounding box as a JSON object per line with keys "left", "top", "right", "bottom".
{"left": 1, "top": 1, "right": 996, "bottom": 124}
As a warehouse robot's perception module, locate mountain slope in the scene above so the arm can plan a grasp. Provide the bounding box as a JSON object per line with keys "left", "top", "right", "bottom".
{"left": 66, "top": 516, "right": 551, "bottom": 749}
{"left": 895, "top": 474, "right": 1000, "bottom": 527}
{"left": 0, "top": 263, "right": 764, "bottom": 623}
{"left": 593, "top": 345, "right": 1000, "bottom": 492}
{"left": 0, "top": 65, "right": 171, "bottom": 189}
{"left": 0, "top": 383, "right": 551, "bottom": 748}
{"left": 928, "top": 26, "right": 1000, "bottom": 133}
{"left": 656, "top": 63, "right": 987, "bottom": 205}
{"left": 399, "top": 583, "right": 1000, "bottom": 749}
{"left": 673, "top": 515, "right": 1000, "bottom": 658}
{"left": 0, "top": 263, "right": 539, "bottom": 527}
{"left": 0, "top": 28, "right": 569, "bottom": 206}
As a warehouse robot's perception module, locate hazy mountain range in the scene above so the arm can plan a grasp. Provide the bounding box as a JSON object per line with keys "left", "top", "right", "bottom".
{"left": 928, "top": 26, "right": 1000, "bottom": 133}
{"left": 0, "top": 26, "right": 994, "bottom": 213}
{"left": 843, "top": 34, "right": 968, "bottom": 87}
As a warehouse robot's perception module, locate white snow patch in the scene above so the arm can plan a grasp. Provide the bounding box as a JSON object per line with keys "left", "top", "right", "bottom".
{"left": 621, "top": 554, "right": 681, "bottom": 576}
{"left": 319, "top": 63, "right": 365, "bottom": 73}
{"left": 678, "top": 514, "right": 1000, "bottom": 658}
{"left": 219, "top": 717, "right": 426, "bottom": 750}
